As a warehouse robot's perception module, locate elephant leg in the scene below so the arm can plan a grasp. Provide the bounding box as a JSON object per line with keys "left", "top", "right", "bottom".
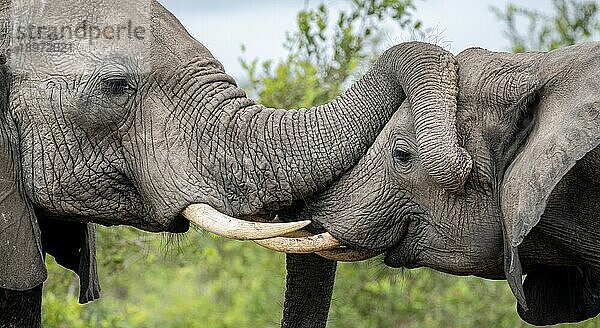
{"left": 0, "top": 284, "right": 42, "bottom": 328}
{"left": 281, "top": 254, "right": 337, "bottom": 328}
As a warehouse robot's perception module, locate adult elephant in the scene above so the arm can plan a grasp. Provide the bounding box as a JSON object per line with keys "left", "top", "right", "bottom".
{"left": 283, "top": 42, "right": 600, "bottom": 325}
{"left": 0, "top": 0, "right": 462, "bottom": 326}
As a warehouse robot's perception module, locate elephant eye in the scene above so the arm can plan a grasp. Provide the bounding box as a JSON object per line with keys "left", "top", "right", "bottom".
{"left": 392, "top": 147, "right": 411, "bottom": 163}
{"left": 391, "top": 140, "right": 415, "bottom": 173}
{"left": 102, "top": 77, "right": 135, "bottom": 96}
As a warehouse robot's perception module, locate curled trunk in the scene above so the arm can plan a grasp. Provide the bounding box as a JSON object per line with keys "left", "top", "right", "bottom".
{"left": 405, "top": 51, "right": 472, "bottom": 192}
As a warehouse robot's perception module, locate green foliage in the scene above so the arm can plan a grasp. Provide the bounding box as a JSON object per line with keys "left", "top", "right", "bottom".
{"left": 240, "top": 0, "right": 424, "bottom": 108}
{"left": 43, "top": 253, "right": 148, "bottom": 328}
{"left": 44, "top": 227, "right": 289, "bottom": 328}
{"left": 330, "top": 264, "right": 527, "bottom": 328}
{"left": 43, "top": 239, "right": 600, "bottom": 327}
{"left": 492, "top": 0, "right": 600, "bottom": 52}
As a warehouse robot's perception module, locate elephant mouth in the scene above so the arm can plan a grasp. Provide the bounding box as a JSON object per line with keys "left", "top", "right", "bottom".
{"left": 383, "top": 242, "right": 418, "bottom": 269}
{"left": 180, "top": 203, "right": 381, "bottom": 262}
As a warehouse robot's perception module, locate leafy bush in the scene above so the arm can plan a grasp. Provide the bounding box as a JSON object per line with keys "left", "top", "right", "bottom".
{"left": 492, "top": 0, "right": 600, "bottom": 52}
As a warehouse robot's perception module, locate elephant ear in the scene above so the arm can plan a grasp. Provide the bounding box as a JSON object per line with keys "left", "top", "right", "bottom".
{"left": 0, "top": 55, "right": 47, "bottom": 290}
{"left": 517, "top": 266, "right": 600, "bottom": 325}
{"left": 38, "top": 217, "right": 101, "bottom": 303}
{"left": 499, "top": 51, "right": 600, "bottom": 309}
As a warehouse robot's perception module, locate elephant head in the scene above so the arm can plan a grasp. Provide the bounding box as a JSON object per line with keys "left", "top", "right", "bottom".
{"left": 0, "top": 0, "right": 464, "bottom": 324}
{"left": 287, "top": 42, "right": 600, "bottom": 325}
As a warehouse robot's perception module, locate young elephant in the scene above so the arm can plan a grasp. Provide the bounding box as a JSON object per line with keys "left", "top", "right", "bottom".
{"left": 287, "top": 42, "right": 600, "bottom": 325}
{"left": 0, "top": 0, "right": 462, "bottom": 326}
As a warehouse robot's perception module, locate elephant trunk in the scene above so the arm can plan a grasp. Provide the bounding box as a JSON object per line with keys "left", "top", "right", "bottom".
{"left": 403, "top": 51, "right": 472, "bottom": 192}
{"left": 221, "top": 42, "right": 468, "bottom": 215}
{"left": 176, "top": 42, "right": 468, "bottom": 221}
{"left": 281, "top": 254, "right": 336, "bottom": 328}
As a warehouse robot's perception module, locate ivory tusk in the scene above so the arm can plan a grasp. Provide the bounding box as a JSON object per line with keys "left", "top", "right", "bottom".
{"left": 316, "top": 249, "right": 381, "bottom": 262}
{"left": 253, "top": 232, "right": 342, "bottom": 253}
{"left": 255, "top": 230, "right": 380, "bottom": 260}
{"left": 182, "top": 204, "right": 311, "bottom": 240}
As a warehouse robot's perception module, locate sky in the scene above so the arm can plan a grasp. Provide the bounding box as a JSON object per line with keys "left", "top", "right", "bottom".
{"left": 157, "top": 0, "right": 554, "bottom": 80}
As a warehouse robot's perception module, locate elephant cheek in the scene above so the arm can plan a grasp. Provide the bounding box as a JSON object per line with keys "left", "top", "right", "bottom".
{"left": 314, "top": 205, "right": 413, "bottom": 251}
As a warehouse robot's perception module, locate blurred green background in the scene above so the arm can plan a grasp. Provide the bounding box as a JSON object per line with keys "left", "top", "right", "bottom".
{"left": 42, "top": 1, "right": 600, "bottom": 327}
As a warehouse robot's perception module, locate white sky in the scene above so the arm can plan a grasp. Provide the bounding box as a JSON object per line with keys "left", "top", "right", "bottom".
{"left": 157, "top": 0, "right": 554, "bottom": 80}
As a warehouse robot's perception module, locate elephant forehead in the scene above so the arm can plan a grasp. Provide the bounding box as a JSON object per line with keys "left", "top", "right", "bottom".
{"left": 10, "top": 0, "right": 151, "bottom": 64}
{"left": 385, "top": 101, "right": 415, "bottom": 136}
{"left": 3, "top": 0, "right": 214, "bottom": 76}
{"left": 4, "top": 0, "right": 153, "bottom": 75}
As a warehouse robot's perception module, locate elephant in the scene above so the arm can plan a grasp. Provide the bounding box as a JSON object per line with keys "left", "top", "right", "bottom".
{"left": 0, "top": 0, "right": 464, "bottom": 326}
{"left": 281, "top": 42, "right": 600, "bottom": 326}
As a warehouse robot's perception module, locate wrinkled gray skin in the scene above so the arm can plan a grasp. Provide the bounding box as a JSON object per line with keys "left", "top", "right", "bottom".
{"left": 292, "top": 42, "right": 600, "bottom": 326}
{"left": 0, "top": 1, "right": 464, "bottom": 327}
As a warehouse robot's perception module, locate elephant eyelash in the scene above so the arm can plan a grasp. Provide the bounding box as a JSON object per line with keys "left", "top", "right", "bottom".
{"left": 101, "top": 77, "right": 136, "bottom": 96}
{"left": 392, "top": 147, "right": 412, "bottom": 162}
